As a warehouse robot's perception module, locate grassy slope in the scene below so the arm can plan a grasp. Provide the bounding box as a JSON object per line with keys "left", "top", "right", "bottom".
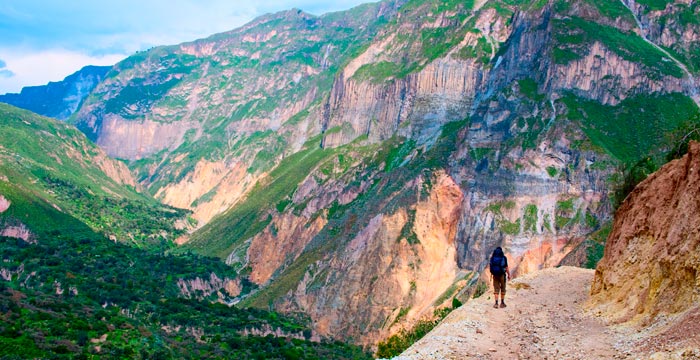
{"left": 562, "top": 92, "right": 698, "bottom": 164}
{"left": 0, "top": 104, "right": 188, "bottom": 249}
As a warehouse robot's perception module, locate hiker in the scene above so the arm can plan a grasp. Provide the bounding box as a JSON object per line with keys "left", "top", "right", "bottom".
{"left": 489, "top": 247, "right": 510, "bottom": 308}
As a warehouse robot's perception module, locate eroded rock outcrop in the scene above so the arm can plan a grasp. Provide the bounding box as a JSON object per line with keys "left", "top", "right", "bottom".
{"left": 591, "top": 141, "right": 700, "bottom": 324}
{"left": 177, "top": 272, "right": 241, "bottom": 300}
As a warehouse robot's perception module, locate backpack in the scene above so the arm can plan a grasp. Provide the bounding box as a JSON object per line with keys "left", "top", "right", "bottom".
{"left": 489, "top": 251, "right": 507, "bottom": 275}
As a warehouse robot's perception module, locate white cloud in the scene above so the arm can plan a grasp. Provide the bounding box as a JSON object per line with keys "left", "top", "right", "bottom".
{"left": 0, "top": 48, "right": 126, "bottom": 94}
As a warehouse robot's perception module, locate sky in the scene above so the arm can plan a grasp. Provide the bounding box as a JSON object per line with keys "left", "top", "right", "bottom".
{"left": 0, "top": 0, "right": 371, "bottom": 94}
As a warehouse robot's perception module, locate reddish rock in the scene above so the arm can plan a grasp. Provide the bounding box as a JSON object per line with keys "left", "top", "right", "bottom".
{"left": 591, "top": 141, "right": 700, "bottom": 325}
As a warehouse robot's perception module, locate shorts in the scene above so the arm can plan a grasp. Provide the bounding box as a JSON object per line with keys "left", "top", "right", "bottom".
{"left": 493, "top": 274, "right": 506, "bottom": 294}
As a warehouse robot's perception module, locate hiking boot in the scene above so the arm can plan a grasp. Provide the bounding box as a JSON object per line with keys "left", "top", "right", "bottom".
{"left": 500, "top": 302, "right": 507, "bottom": 308}
{"left": 493, "top": 303, "right": 499, "bottom": 309}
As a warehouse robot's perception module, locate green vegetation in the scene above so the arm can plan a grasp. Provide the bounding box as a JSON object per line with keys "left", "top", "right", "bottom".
{"left": 635, "top": 0, "right": 672, "bottom": 11}
{"left": 552, "top": 17, "right": 684, "bottom": 78}
{"left": 352, "top": 61, "right": 415, "bottom": 84}
{"left": 557, "top": 198, "right": 575, "bottom": 213}
{"left": 605, "top": 112, "right": 700, "bottom": 209}
{"left": 581, "top": 0, "right": 636, "bottom": 22}
{"left": 185, "top": 138, "right": 336, "bottom": 260}
{"left": 103, "top": 53, "right": 200, "bottom": 119}
{"left": 400, "top": 209, "right": 420, "bottom": 245}
{"left": 456, "top": 35, "right": 492, "bottom": 64}
{"left": 375, "top": 307, "right": 453, "bottom": 359}
{"left": 0, "top": 183, "right": 368, "bottom": 359}
{"left": 546, "top": 166, "right": 558, "bottom": 177}
{"left": 499, "top": 218, "right": 521, "bottom": 235}
{"left": 0, "top": 104, "right": 186, "bottom": 250}
{"left": 555, "top": 198, "right": 576, "bottom": 230}
{"left": 518, "top": 78, "right": 545, "bottom": 102}
{"left": 472, "top": 281, "right": 488, "bottom": 299}
{"left": 584, "top": 222, "right": 613, "bottom": 269}
{"left": 351, "top": 0, "right": 479, "bottom": 84}
{"left": 41, "top": 173, "right": 188, "bottom": 249}
{"left": 421, "top": 27, "right": 469, "bottom": 62}
{"left": 523, "top": 204, "right": 538, "bottom": 233}
{"left": 562, "top": 93, "right": 698, "bottom": 164}
{"left": 433, "top": 274, "right": 472, "bottom": 306}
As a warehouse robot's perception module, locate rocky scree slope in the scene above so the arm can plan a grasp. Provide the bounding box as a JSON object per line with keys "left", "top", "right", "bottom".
{"left": 66, "top": 0, "right": 700, "bottom": 346}
{"left": 0, "top": 66, "right": 110, "bottom": 120}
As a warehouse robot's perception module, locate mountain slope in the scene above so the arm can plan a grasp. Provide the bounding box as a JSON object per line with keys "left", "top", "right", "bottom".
{"left": 396, "top": 142, "right": 700, "bottom": 359}
{"left": 61, "top": 0, "right": 700, "bottom": 347}
{"left": 181, "top": 0, "right": 698, "bottom": 345}
{"left": 0, "top": 173, "right": 370, "bottom": 359}
{"left": 0, "top": 103, "right": 187, "bottom": 249}
{"left": 0, "top": 66, "right": 110, "bottom": 120}
{"left": 72, "top": 2, "right": 404, "bottom": 226}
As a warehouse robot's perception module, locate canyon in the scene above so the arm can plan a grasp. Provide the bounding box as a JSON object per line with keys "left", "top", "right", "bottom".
{"left": 1, "top": 0, "right": 699, "bottom": 351}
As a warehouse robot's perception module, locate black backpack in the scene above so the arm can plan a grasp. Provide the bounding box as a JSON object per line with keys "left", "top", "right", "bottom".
{"left": 489, "top": 248, "right": 507, "bottom": 275}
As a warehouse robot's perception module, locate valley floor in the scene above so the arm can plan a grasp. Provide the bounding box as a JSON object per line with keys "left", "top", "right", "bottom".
{"left": 394, "top": 267, "right": 700, "bottom": 360}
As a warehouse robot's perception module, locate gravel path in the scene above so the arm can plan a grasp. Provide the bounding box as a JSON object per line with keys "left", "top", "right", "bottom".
{"left": 395, "top": 267, "right": 626, "bottom": 360}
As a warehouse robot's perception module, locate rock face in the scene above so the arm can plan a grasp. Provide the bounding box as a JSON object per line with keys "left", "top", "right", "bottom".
{"left": 0, "top": 223, "right": 35, "bottom": 244}
{"left": 591, "top": 141, "right": 700, "bottom": 324}
{"left": 276, "top": 172, "right": 465, "bottom": 345}
{"left": 0, "top": 66, "right": 110, "bottom": 120}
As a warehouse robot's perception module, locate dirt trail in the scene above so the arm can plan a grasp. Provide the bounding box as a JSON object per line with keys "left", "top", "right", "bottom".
{"left": 395, "top": 267, "right": 628, "bottom": 359}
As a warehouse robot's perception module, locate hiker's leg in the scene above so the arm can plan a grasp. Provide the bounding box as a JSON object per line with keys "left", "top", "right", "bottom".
{"left": 499, "top": 276, "right": 507, "bottom": 307}
{"left": 493, "top": 277, "right": 501, "bottom": 306}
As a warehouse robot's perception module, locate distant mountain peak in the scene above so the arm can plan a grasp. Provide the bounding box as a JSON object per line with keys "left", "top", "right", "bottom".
{"left": 0, "top": 65, "right": 111, "bottom": 120}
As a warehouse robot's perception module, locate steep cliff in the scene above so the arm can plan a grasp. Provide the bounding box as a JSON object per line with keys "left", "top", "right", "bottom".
{"left": 591, "top": 141, "right": 700, "bottom": 326}
{"left": 0, "top": 65, "right": 110, "bottom": 120}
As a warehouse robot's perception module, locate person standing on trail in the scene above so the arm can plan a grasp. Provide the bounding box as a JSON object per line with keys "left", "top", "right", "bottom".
{"left": 489, "top": 247, "right": 510, "bottom": 308}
